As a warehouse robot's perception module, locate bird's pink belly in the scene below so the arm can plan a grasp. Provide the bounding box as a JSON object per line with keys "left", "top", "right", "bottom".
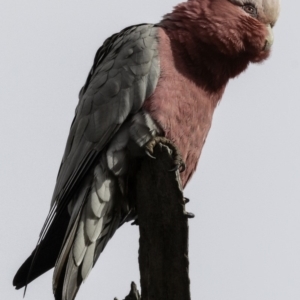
{"left": 143, "top": 28, "right": 219, "bottom": 186}
{"left": 144, "top": 82, "right": 214, "bottom": 186}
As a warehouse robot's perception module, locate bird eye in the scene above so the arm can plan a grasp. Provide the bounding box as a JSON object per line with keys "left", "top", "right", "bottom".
{"left": 242, "top": 4, "right": 258, "bottom": 18}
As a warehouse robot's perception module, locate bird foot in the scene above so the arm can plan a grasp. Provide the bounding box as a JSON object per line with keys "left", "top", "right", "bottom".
{"left": 183, "top": 197, "right": 190, "bottom": 204}
{"left": 145, "top": 137, "right": 186, "bottom": 173}
{"left": 184, "top": 211, "right": 195, "bottom": 218}
{"left": 183, "top": 197, "right": 195, "bottom": 218}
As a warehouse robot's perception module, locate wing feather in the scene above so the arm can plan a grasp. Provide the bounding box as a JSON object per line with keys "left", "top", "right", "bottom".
{"left": 81, "top": 242, "right": 96, "bottom": 281}
{"left": 52, "top": 24, "right": 159, "bottom": 299}
{"left": 16, "top": 23, "right": 160, "bottom": 296}
{"left": 50, "top": 23, "right": 159, "bottom": 213}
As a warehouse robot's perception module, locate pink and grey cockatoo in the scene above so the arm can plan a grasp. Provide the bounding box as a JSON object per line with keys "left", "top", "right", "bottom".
{"left": 13, "top": 0, "right": 280, "bottom": 299}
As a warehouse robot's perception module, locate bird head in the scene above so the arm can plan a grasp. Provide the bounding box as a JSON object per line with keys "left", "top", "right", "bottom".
{"left": 203, "top": 0, "right": 280, "bottom": 60}
{"left": 163, "top": 0, "right": 280, "bottom": 62}
{"left": 222, "top": 0, "right": 280, "bottom": 60}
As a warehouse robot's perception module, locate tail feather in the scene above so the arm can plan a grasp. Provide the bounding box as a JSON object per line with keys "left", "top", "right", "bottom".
{"left": 81, "top": 242, "right": 96, "bottom": 281}
{"left": 13, "top": 208, "right": 70, "bottom": 289}
{"left": 62, "top": 254, "right": 81, "bottom": 300}
{"left": 53, "top": 203, "right": 83, "bottom": 294}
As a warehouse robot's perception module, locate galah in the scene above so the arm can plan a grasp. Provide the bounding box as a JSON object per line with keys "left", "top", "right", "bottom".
{"left": 13, "top": 0, "right": 280, "bottom": 299}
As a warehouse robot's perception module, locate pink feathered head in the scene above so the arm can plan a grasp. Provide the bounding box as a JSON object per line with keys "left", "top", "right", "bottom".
{"left": 163, "top": 0, "right": 280, "bottom": 62}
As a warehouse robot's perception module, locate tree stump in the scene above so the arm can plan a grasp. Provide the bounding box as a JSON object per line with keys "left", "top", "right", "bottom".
{"left": 136, "top": 144, "right": 191, "bottom": 300}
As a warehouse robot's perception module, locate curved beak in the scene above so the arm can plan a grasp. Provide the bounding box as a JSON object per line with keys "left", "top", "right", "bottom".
{"left": 264, "top": 24, "right": 274, "bottom": 51}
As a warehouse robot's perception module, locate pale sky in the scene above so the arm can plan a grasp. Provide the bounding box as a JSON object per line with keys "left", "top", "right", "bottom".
{"left": 1, "top": 1, "right": 299, "bottom": 300}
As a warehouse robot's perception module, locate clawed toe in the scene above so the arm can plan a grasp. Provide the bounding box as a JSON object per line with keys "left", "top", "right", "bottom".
{"left": 184, "top": 212, "right": 195, "bottom": 218}
{"left": 169, "top": 161, "right": 186, "bottom": 173}
{"left": 145, "top": 150, "right": 156, "bottom": 159}
{"left": 183, "top": 197, "right": 190, "bottom": 204}
{"left": 145, "top": 137, "right": 186, "bottom": 173}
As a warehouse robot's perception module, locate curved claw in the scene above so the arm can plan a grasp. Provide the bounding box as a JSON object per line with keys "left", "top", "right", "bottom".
{"left": 184, "top": 212, "right": 195, "bottom": 218}
{"left": 169, "top": 165, "right": 180, "bottom": 172}
{"left": 145, "top": 150, "right": 156, "bottom": 159}
{"left": 169, "top": 162, "right": 186, "bottom": 173}
{"left": 179, "top": 162, "right": 186, "bottom": 172}
{"left": 183, "top": 197, "right": 190, "bottom": 204}
{"left": 145, "top": 137, "right": 186, "bottom": 172}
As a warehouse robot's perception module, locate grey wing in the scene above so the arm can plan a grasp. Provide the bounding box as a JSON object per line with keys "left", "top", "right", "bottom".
{"left": 53, "top": 156, "right": 122, "bottom": 300}
{"left": 51, "top": 23, "right": 160, "bottom": 210}
{"left": 38, "top": 23, "right": 160, "bottom": 236}
{"left": 48, "top": 24, "right": 160, "bottom": 300}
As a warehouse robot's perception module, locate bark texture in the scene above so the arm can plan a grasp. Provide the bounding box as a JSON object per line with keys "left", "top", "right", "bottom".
{"left": 136, "top": 144, "right": 191, "bottom": 300}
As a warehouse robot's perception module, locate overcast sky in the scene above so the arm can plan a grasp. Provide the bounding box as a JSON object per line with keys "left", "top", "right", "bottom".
{"left": 1, "top": 1, "right": 299, "bottom": 300}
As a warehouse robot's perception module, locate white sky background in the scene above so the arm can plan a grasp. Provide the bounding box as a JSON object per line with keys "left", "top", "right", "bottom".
{"left": 1, "top": 1, "right": 299, "bottom": 299}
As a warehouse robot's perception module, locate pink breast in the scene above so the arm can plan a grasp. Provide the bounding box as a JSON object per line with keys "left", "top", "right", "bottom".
{"left": 143, "top": 28, "right": 220, "bottom": 187}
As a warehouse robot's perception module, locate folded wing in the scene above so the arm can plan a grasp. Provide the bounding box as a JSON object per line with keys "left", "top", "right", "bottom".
{"left": 13, "top": 24, "right": 160, "bottom": 300}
